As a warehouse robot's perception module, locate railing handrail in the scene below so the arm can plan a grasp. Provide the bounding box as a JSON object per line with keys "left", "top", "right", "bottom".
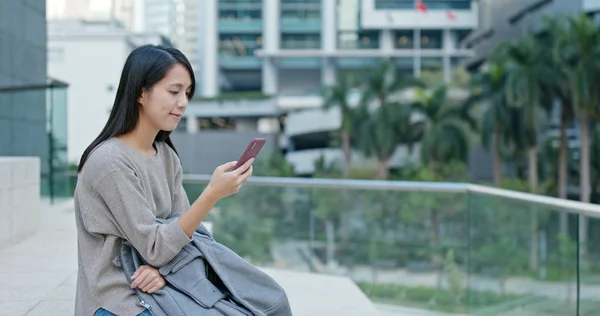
{"left": 182, "top": 174, "right": 600, "bottom": 217}
{"left": 61, "top": 172, "right": 600, "bottom": 217}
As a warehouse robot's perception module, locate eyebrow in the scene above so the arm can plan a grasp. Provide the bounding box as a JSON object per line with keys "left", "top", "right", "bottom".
{"left": 169, "top": 83, "right": 192, "bottom": 89}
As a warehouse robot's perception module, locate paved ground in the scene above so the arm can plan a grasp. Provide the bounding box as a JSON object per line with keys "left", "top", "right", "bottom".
{"left": 0, "top": 200, "right": 393, "bottom": 316}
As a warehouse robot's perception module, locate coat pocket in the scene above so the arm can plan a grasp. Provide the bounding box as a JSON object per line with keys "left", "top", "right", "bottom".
{"left": 162, "top": 251, "right": 228, "bottom": 309}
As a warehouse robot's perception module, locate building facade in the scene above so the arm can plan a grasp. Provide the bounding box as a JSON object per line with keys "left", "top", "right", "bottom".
{"left": 197, "top": 0, "right": 477, "bottom": 98}
{"left": 182, "top": 0, "right": 477, "bottom": 174}
{"left": 464, "top": 0, "right": 594, "bottom": 70}
{"left": 0, "top": 1, "right": 61, "bottom": 194}
{"left": 47, "top": 20, "right": 170, "bottom": 163}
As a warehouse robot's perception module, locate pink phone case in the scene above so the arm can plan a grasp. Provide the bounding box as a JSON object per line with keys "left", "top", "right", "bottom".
{"left": 232, "top": 138, "right": 266, "bottom": 170}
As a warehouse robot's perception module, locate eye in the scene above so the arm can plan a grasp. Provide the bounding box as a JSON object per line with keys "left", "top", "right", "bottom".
{"left": 170, "top": 91, "right": 179, "bottom": 95}
{"left": 185, "top": 92, "right": 192, "bottom": 98}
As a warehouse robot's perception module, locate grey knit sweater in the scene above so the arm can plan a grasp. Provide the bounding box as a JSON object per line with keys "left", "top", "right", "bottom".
{"left": 73, "top": 138, "right": 192, "bottom": 316}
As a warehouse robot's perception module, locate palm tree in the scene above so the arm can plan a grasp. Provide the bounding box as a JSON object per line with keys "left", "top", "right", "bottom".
{"left": 321, "top": 73, "right": 359, "bottom": 177}
{"left": 499, "top": 35, "right": 551, "bottom": 271}
{"left": 357, "top": 60, "right": 424, "bottom": 179}
{"left": 554, "top": 13, "right": 600, "bottom": 260}
{"left": 467, "top": 59, "right": 510, "bottom": 186}
{"left": 542, "top": 15, "right": 575, "bottom": 236}
{"left": 412, "top": 85, "right": 476, "bottom": 167}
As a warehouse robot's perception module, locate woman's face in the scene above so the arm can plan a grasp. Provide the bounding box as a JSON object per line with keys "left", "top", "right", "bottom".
{"left": 138, "top": 63, "right": 192, "bottom": 132}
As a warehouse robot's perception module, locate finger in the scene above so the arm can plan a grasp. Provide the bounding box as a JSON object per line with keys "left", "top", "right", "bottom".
{"left": 141, "top": 279, "right": 158, "bottom": 292}
{"left": 131, "top": 265, "right": 146, "bottom": 280}
{"left": 234, "top": 158, "right": 254, "bottom": 176}
{"left": 138, "top": 272, "right": 155, "bottom": 290}
{"left": 131, "top": 270, "right": 150, "bottom": 289}
{"left": 147, "top": 282, "right": 164, "bottom": 294}
{"left": 219, "top": 161, "right": 237, "bottom": 172}
{"left": 239, "top": 166, "right": 253, "bottom": 183}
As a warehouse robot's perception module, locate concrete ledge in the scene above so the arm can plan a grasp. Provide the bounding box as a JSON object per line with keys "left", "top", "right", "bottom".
{"left": 0, "top": 157, "right": 40, "bottom": 246}
{"left": 262, "top": 268, "right": 379, "bottom": 316}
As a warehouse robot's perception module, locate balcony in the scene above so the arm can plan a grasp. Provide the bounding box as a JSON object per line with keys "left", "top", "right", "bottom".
{"left": 186, "top": 94, "right": 278, "bottom": 118}
{"left": 5, "top": 170, "right": 600, "bottom": 315}
{"left": 280, "top": 18, "right": 322, "bottom": 32}
{"left": 218, "top": 20, "right": 262, "bottom": 33}
{"left": 219, "top": 54, "right": 262, "bottom": 69}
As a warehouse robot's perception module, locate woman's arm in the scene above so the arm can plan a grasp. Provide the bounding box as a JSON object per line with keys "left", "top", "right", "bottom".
{"left": 176, "top": 159, "right": 254, "bottom": 237}
{"left": 93, "top": 170, "right": 192, "bottom": 267}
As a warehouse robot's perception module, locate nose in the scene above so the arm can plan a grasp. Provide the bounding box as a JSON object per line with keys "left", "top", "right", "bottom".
{"left": 177, "top": 95, "right": 188, "bottom": 111}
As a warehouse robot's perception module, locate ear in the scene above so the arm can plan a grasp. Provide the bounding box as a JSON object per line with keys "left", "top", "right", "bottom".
{"left": 138, "top": 90, "right": 146, "bottom": 106}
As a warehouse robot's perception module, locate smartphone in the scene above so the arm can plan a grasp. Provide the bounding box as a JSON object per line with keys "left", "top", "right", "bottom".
{"left": 231, "top": 138, "right": 266, "bottom": 171}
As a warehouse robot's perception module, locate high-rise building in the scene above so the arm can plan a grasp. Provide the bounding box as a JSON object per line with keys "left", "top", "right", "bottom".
{"left": 464, "top": 0, "right": 595, "bottom": 70}
{"left": 173, "top": 0, "right": 478, "bottom": 175}
{"left": 0, "top": 1, "right": 69, "bottom": 197}
{"left": 197, "top": 0, "right": 476, "bottom": 98}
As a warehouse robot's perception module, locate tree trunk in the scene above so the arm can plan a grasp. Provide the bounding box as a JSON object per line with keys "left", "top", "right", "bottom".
{"left": 341, "top": 131, "right": 351, "bottom": 178}
{"left": 528, "top": 147, "right": 539, "bottom": 271}
{"left": 558, "top": 112, "right": 569, "bottom": 236}
{"left": 376, "top": 158, "right": 389, "bottom": 179}
{"left": 579, "top": 116, "right": 590, "bottom": 264}
{"left": 492, "top": 127, "right": 502, "bottom": 186}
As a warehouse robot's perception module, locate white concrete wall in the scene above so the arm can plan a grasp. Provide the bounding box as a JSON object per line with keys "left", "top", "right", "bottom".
{"left": 0, "top": 157, "right": 40, "bottom": 246}
{"left": 48, "top": 23, "right": 134, "bottom": 163}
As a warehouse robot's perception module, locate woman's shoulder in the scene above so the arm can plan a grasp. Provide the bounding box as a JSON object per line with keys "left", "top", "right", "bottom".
{"left": 78, "top": 138, "right": 134, "bottom": 184}
{"left": 157, "top": 140, "right": 183, "bottom": 168}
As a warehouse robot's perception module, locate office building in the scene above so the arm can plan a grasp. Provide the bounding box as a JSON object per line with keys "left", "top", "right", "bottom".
{"left": 464, "top": 0, "right": 599, "bottom": 70}
{"left": 0, "top": 1, "right": 70, "bottom": 197}
{"left": 182, "top": 0, "right": 478, "bottom": 174}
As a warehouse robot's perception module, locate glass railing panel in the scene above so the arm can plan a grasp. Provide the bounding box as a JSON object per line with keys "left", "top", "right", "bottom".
{"left": 579, "top": 215, "right": 600, "bottom": 314}
{"left": 183, "top": 180, "right": 470, "bottom": 313}
{"left": 468, "top": 191, "right": 578, "bottom": 316}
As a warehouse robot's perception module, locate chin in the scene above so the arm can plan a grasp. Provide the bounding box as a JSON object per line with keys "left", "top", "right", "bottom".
{"left": 160, "top": 123, "right": 178, "bottom": 132}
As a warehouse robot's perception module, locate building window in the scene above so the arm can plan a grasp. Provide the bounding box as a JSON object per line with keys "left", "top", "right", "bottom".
{"left": 394, "top": 30, "right": 414, "bottom": 49}
{"left": 338, "top": 30, "right": 379, "bottom": 49}
{"left": 218, "top": 9, "right": 261, "bottom": 21}
{"left": 281, "top": 34, "right": 321, "bottom": 49}
{"left": 219, "top": 34, "right": 263, "bottom": 56}
{"left": 420, "top": 30, "right": 442, "bottom": 49}
{"left": 375, "top": 0, "right": 471, "bottom": 10}
{"left": 198, "top": 117, "right": 237, "bottom": 130}
{"left": 281, "top": 0, "right": 320, "bottom": 22}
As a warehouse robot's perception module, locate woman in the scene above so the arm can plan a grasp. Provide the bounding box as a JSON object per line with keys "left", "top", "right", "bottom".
{"left": 73, "top": 45, "right": 254, "bottom": 316}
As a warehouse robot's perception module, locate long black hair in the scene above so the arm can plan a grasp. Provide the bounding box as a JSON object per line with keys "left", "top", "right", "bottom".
{"left": 78, "top": 44, "right": 196, "bottom": 172}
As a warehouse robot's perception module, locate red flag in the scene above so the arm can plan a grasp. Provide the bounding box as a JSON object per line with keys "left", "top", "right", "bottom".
{"left": 415, "top": 0, "right": 428, "bottom": 13}
{"left": 447, "top": 9, "right": 457, "bottom": 20}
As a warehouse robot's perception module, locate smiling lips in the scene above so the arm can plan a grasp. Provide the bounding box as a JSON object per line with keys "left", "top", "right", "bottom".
{"left": 170, "top": 113, "right": 182, "bottom": 120}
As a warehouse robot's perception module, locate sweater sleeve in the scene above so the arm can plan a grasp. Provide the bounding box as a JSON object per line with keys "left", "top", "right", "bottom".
{"left": 93, "top": 170, "right": 192, "bottom": 267}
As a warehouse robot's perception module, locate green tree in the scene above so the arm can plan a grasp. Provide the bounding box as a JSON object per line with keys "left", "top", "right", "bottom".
{"left": 499, "top": 35, "right": 551, "bottom": 271}
{"left": 553, "top": 14, "right": 600, "bottom": 259}
{"left": 321, "top": 74, "right": 360, "bottom": 177}
{"left": 412, "top": 85, "right": 476, "bottom": 167}
{"left": 467, "top": 59, "right": 510, "bottom": 186}
{"left": 356, "top": 60, "right": 424, "bottom": 179}
{"left": 539, "top": 16, "right": 575, "bottom": 237}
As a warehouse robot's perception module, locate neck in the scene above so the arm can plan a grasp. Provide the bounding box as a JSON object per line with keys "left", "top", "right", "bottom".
{"left": 118, "top": 119, "right": 159, "bottom": 154}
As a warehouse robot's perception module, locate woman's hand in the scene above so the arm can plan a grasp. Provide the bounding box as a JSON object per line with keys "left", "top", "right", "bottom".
{"left": 205, "top": 158, "right": 254, "bottom": 200}
{"left": 130, "top": 265, "right": 166, "bottom": 294}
